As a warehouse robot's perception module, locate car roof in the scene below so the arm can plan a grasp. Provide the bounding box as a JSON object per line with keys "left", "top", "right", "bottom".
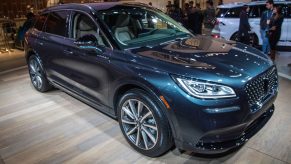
{"left": 42, "top": 2, "right": 152, "bottom": 13}
{"left": 218, "top": 0, "right": 290, "bottom": 8}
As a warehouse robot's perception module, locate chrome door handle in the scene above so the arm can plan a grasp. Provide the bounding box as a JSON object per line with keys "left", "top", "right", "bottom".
{"left": 63, "top": 50, "right": 73, "bottom": 55}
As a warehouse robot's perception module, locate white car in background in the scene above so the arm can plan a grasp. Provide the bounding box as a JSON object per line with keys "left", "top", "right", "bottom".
{"left": 212, "top": 1, "right": 291, "bottom": 47}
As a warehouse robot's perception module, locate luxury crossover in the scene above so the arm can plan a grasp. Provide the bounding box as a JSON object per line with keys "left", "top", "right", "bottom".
{"left": 24, "top": 2, "right": 278, "bottom": 157}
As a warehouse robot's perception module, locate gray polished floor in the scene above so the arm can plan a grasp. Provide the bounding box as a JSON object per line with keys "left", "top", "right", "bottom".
{"left": 0, "top": 66, "right": 290, "bottom": 163}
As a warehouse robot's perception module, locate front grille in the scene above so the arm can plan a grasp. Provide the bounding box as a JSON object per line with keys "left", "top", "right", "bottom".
{"left": 245, "top": 67, "right": 278, "bottom": 112}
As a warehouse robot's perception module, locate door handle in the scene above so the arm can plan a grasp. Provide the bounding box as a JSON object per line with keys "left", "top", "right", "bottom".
{"left": 38, "top": 42, "right": 43, "bottom": 46}
{"left": 63, "top": 50, "right": 74, "bottom": 55}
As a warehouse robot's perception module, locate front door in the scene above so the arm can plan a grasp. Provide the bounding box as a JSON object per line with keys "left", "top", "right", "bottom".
{"left": 61, "top": 11, "right": 113, "bottom": 111}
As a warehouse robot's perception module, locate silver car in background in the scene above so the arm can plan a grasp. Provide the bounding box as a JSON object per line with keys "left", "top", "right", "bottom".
{"left": 212, "top": 1, "right": 291, "bottom": 47}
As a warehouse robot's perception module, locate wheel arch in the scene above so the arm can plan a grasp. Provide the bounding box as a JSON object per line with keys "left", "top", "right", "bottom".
{"left": 111, "top": 80, "right": 178, "bottom": 141}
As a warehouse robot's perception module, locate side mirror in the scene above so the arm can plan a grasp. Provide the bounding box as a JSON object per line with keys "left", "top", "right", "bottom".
{"left": 74, "top": 34, "right": 105, "bottom": 54}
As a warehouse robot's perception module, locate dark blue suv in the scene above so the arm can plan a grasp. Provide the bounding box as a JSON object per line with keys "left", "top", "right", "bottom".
{"left": 25, "top": 2, "right": 278, "bottom": 157}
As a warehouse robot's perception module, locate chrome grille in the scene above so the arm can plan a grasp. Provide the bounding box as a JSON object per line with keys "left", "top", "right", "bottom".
{"left": 245, "top": 67, "right": 278, "bottom": 112}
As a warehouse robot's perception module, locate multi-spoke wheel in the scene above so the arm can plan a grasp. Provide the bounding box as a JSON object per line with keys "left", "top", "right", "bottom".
{"left": 28, "top": 55, "right": 52, "bottom": 92}
{"left": 117, "top": 89, "right": 173, "bottom": 157}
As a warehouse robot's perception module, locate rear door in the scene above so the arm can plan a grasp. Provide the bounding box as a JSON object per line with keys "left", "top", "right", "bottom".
{"left": 29, "top": 14, "right": 48, "bottom": 59}
{"left": 40, "top": 10, "right": 71, "bottom": 83}
{"left": 216, "top": 7, "right": 241, "bottom": 40}
{"left": 249, "top": 4, "right": 265, "bottom": 45}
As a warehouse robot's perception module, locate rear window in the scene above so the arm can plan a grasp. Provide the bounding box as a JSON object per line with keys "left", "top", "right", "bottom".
{"left": 44, "top": 11, "right": 69, "bottom": 37}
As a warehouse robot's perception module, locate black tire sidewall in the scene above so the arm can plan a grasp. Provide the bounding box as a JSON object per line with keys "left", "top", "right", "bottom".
{"left": 28, "top": 55, "right": 51, "bottom": 92}
{"left": 117, "top": 89, "right": 172, "bottom": 157}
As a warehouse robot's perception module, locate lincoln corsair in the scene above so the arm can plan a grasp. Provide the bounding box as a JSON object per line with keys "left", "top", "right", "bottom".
{"left": 25, "top": 2, "right": 278, "bottom": 157}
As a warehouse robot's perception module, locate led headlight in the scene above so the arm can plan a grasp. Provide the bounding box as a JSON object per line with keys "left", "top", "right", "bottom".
{"left": 174, "top": 77, "right": 236, "bottom": 99}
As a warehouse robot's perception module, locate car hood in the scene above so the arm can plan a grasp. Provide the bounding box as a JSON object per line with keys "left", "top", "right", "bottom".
{"left": 129, "top": 36, "right": 274, "bottom": 84}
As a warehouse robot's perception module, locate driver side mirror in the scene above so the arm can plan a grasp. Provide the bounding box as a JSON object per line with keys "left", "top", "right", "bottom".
{"left": 74, "top": 34, "right": 105, "bottom": 54}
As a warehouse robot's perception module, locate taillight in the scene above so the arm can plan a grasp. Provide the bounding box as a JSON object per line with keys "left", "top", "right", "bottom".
{"left": 211, "top": 34, "right": 220, "bottom": 38}
{"left": 215, "top": 19, "right": 220, "bottom": 25}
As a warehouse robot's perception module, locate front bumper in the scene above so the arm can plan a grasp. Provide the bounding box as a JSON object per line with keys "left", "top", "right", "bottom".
{"left": 175, "top": 104, "right": 274, "bottom": 154}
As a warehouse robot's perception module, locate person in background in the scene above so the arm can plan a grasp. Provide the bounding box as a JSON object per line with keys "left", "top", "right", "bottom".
{"left": 169, "top": 4, "right": 182, "bottom": 23}
{"left": 238, "top": 5, "right": 251, "bottom": 45}
{"left": 188, "top": 3, "right": 203, "bottom": 34}
{"left": 203, "top": 1, "right": 216, "bottom": 36}
{"left": 58, "top": 0, "right": 64, "bottom": 5}
{"left": 17, "top": 12, "right": 35, "bottom": 44}
{"left": 268, "top": 5, "right": 284, "bottom": 61}
{"left": 149, "top": 2, "right": 152, "bottom": 6}
{"left": 260, "top": 0, "right": 274, "bottom": 55}
{"left": 189, "top": 1, "right": 194, "bottom": 10}
{"left": 166, "top": 1, "right": 172, "bottom": 14}
{"left": 196, "top": 3, "right": 203, "bottom": 34}
{"left": 182, "top": 3, "right": 190, "bottom": 28}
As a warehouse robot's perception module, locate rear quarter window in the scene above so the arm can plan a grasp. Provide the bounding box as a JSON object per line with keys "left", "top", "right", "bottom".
{"left": 34, "top": 14, "right": 48, "bottom": 31}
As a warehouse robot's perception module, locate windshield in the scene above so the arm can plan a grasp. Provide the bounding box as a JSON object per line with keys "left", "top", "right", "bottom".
{"left": 98, "top": 5, "right": 192, "bottom": 49}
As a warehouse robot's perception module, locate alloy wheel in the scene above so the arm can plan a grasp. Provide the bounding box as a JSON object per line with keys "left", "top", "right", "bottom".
{"left": 120, "top": 99, "right": 158, "bottom": 150}
{"left": 29, "top": 58, "right": 43, "bottom": 89}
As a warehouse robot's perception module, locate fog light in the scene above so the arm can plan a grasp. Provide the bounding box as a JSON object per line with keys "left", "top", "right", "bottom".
{"left": 204, "top": 106, "right": 240, "bottom": 113}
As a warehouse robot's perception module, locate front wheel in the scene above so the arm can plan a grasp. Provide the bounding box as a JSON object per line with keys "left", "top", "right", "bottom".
{"left": 117, "top": 89, "right": 173, "bottom": 157}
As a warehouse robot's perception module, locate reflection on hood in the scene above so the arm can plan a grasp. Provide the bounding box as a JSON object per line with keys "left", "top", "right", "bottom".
{"left": 163, "top": 36, "right": 235, "bottom": 54}
{"left": 137, "top": 50, "right": 216, "bottom": 69}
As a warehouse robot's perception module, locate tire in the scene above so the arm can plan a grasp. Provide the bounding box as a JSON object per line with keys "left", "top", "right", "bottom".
{"left": 28, "top": 55, "right": 52, "bottom": 92}
{"left": 250, "top": 33, "right": 259, "bottom": 48}
{"left": 230, "top": 32, "right": 259, "bottom": 48}
{"left": 230, "top": 32, "right": 240, "bottom": 42}
{"left": 117, "top": 89, "right": 173, "bottom": 157}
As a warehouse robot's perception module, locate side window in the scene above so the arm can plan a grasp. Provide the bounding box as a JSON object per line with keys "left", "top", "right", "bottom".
{"left": 288, "top": 4, "right": 291, "bottom": 18}
{"left": 249, "top": 5, "right": 261, "bottom": 18}
{"left": 224, "top": 7, "right": 242, "bottom": 18}
{"left": 34, "top": 14, "right": 48, "bottom": 31}
{"left": 216, "top": 8, "right": 229, "bottom": 18}
{"left": 71, "top": 12, "right": 109, "bottom": 47}
{"left": 45, "top": 11, "right": 69, "bottom": 37}
{"left": 282, "top": 4, "right": 289, "bottom": 18}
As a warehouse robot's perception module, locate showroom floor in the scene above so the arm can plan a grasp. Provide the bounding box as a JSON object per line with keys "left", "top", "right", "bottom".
{"left": 0, "top": 60, "right": 291, "bottom": 163}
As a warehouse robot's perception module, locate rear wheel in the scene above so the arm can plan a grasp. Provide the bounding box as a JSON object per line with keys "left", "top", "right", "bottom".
{"left": 28, "top": 55, "right": 52, "bottom": 92}
{"left": 117, "top": 89, "right": 173, "bottom": 157}
{"left": 230, "top": 32, "right": 240, "bottom": 42}
{"left": 230, "top": 32, "right": 259, "bottom": 48}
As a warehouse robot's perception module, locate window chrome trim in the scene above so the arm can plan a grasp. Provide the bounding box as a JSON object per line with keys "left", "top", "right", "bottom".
{"left": 42, "top": 9, "right": 113, "bottom": 50}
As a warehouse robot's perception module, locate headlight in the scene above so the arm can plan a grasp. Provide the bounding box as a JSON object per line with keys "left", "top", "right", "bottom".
{"left": 174, "top": 77, "right": 236, "bottom": 99}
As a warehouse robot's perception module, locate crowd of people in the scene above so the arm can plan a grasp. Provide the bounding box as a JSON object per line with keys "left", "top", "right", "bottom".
{"left": 238, "top": 0, "right": 284, "bottom": 61}
{"left": 165, "top": 0, "right": 216, "bottom": 36}
{"left": 163, "top": 0, "right": 283, "bottom": 61}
